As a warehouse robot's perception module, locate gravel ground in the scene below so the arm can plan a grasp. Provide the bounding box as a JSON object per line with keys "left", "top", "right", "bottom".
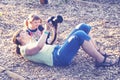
{"left": 0, "top": 0, "right": 120, "bottom": 80}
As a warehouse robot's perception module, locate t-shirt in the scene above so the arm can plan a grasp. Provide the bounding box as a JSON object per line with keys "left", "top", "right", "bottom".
{"left": 20, "top": 42, "right": 56, "bottom": 66}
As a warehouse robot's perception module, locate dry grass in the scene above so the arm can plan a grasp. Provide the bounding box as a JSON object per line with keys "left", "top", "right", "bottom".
{"left": 0, "top": 0, "right": 120, "bottom": 80}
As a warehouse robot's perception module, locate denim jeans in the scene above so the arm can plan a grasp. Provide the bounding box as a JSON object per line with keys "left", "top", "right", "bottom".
{"left": 53, "top": 23, "right": 91, "bottom": 66}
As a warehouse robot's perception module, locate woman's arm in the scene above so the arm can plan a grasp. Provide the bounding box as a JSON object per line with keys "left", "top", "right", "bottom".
{"left": 25, "top": 23, "right": 50, "bottom": 56}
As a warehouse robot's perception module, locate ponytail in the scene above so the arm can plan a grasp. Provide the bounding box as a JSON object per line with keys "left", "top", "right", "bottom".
{"left": 24, "top": 20, "right": 29, "bottom": 28}
{"left": 16, "top": 45, "right": 21, "bottom": 54}
{"left": 15, "top": 39, "right": 21, "bottom": 54}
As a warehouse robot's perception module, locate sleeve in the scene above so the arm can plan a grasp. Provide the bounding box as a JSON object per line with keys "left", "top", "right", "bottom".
{"left": 20, "top": 42, "right": 37, "bottom": 57}
{"left": 20, "top": 45, "right": 27, "bottom": 57}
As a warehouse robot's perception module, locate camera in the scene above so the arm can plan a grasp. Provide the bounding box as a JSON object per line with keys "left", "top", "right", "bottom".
{"left": 47, "top": 15, "right": 63, "bottom": 29}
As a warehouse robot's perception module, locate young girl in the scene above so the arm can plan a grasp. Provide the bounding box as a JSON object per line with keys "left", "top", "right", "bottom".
{"left": 13, "top": 23, "right": 119, "bottom": 67}
{"left": 24, "top": 14, "right": 44, "bottom": 41}
{"left": 24, "top": 14, "right": 57, "bottom": 44}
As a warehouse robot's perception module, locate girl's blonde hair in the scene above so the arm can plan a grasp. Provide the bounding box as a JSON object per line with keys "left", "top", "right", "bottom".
{"left": 24, "top": 14, "right": 42, "bottom": 28}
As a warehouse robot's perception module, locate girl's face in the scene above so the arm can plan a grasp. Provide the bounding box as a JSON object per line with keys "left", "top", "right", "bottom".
{"left": 29, "top": 20, "right": 42, "bottom": 29}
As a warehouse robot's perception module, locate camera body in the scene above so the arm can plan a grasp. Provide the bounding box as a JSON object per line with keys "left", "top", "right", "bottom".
{"left": 48, "top": 15, "right": 63, "bottom": 29}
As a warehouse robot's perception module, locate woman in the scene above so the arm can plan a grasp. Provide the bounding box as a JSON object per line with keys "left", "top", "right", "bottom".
{"left": 13, "top": 23, "right": 119, "bottom": 67}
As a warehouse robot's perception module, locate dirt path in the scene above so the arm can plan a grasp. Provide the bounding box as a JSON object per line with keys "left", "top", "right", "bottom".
{"left": 0, "top": 0, "right": 120, "bottom": 80}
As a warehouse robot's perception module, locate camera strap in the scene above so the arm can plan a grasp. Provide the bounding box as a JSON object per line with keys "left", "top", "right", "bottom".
{"left": 26, "top": 25, "right": 44, "bottom": 36}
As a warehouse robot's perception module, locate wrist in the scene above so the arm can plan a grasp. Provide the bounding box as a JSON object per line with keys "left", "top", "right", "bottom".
{"left": 44, "top": 31, "right": 49, "bottom": 35}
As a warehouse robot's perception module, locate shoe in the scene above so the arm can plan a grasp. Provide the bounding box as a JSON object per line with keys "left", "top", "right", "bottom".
{"left": 95, "top": 54, "right": 119, "bottom": 67}
{"left": 97, "top": 49, "right": 112, "bottom": 57}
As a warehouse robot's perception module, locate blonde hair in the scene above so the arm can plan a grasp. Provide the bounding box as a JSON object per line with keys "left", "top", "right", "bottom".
{"left": 24, "top": 14, "right": 42, "bottom": 28}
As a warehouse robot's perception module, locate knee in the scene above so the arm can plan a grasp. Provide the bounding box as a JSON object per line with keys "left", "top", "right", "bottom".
{"left": 74, "top": 30, "right": 86, "bottom": 36}
{"left": 73, "top": 31, "right": 91, "bottom": 41}
{"left": 75, "top": 23, "right": 91, "bottom": 34}
{"left": 75, "top": 23, "right": 85, "bottom": 29}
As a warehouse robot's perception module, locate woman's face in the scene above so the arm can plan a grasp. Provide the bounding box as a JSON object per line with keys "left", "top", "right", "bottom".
{"left": 29, "top": 20, "right": 42, "bottom": 29}
{"left": 18, "top": 30, "right": 31, "bottom": 45}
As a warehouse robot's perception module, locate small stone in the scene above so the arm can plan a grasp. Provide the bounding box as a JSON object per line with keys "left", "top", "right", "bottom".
{"left": 0, "top": 66, "right": 5, "bottom": 73}
{"left": 6, "top": 70, "right": 25, "bottom": 80}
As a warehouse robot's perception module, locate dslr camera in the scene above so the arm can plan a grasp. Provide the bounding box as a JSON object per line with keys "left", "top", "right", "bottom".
{"left": 47, "top": 15, "right": 63, "bottom": 29}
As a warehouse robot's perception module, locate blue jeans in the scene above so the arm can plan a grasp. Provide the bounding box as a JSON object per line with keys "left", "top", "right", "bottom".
{"left": 53, "top": 23, "right": 92, "bottom": 66}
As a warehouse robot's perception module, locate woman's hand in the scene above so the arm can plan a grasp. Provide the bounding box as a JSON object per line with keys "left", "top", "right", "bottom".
{"left": 44, "top": 22, "right": 54, "bottom": 31}
{"left": 45, "top": 21, "right": 57, "bottom": 45}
